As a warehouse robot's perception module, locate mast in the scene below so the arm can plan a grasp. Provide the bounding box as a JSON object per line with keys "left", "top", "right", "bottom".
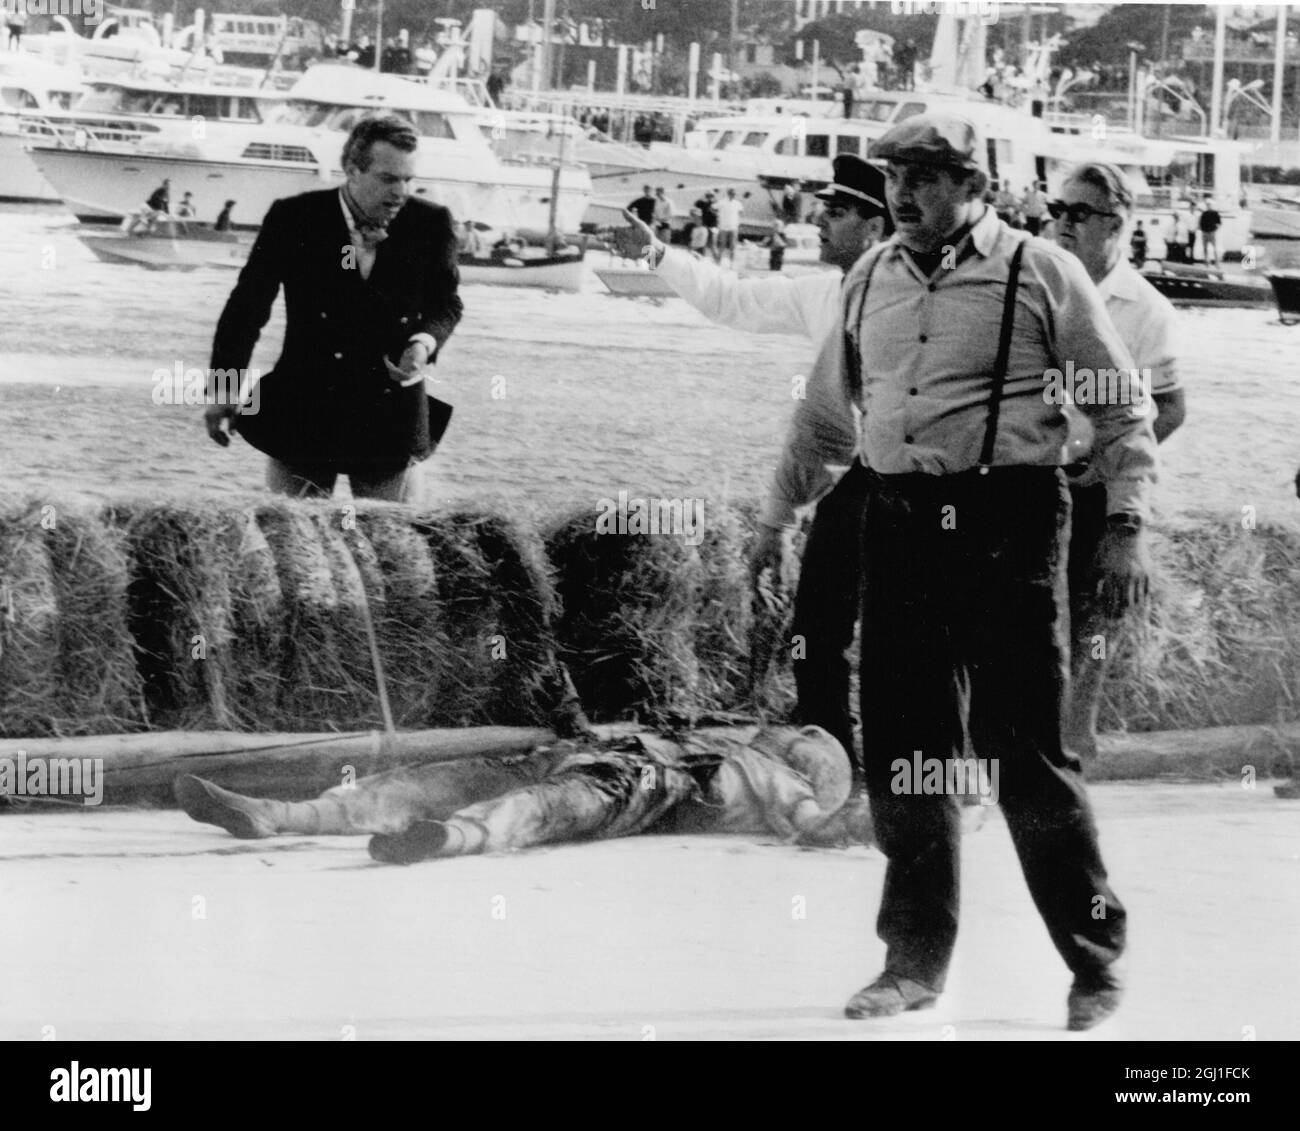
{"left": 1210, "top": 4, "right": 1226, "bottom": 136}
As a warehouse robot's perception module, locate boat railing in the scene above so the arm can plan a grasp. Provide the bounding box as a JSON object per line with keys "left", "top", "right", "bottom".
{"left": 504, "top": 89, "right": 747, "bottom": 120}
{"left": 19, "top": 113, "right": 156, "bottom": 150}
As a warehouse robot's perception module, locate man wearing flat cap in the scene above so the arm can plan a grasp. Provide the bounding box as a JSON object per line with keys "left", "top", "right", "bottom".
{"left": 791, "top": 112, "right": 1158, "bottom": 1030}
{"left": 622, "top": 155, "right": 891, "bottom": 780}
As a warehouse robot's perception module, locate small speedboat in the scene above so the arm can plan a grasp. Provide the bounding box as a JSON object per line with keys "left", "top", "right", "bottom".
{"left": 457, "top": 245, "right": 586, "bottom": 292}
{"left": 1140, "top": 261, "right": 1273, "bottom": 308}
{"left": 77, "top": 218, "right": 248, "bottom": 271}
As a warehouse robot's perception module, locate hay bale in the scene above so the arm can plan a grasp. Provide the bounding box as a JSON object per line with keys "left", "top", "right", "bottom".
{"left": 0, "top": 506, "right": 61, "bottom": 737}
{"left": 440, "top": 510, "right": 561, "bottom": 725}
{"left": 693, "top": 501, "right": 755, "bottom": 713}
{"left": 314, "top": 512, "right": 384, "bottom": 727}
{"left": 545, "top": 506, "right": 702, "bottom": 723}
{"left": 105, "top": 502, "right": 241, "bottom": 730}
{"left": 356, "top": 510, "right": 449, "bottom": 728}
{"left": 44, "top": 508, "right": 144, "bottom": 734}
{"left": 1100, "top": 522, "right": 1300, "bottom": 732}
{"left": 226, "top": 513, "right": 286, "bottom": 728}
{"left": 415, "top": 514, "right": 505, "bottom": 726}
{"left": 255, "top": 503, "right": 353, "bottom": 730}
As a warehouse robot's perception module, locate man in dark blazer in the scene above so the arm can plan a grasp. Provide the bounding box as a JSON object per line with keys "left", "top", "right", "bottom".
{"left": 204, "top": 115, "right": 462, "bottom": 501}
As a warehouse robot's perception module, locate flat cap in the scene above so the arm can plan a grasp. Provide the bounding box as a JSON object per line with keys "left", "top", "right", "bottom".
{"left": 869, "top": 112, "right": 980, "bottom": 170}
{"left": 814, "top": 155, "right": 887, "bottom": 212}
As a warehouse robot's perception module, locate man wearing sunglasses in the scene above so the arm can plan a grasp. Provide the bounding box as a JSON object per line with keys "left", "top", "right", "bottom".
{"left": 623, "top": 155, "right": 892, "bottom": 783}
{"left": 1051, "top": 164, "right": 1185, "bottom": 767}
{"left": 794, "top": 113, "right": 1157, "bottom": 1031}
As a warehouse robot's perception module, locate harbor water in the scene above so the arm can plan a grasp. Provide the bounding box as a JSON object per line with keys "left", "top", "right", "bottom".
{"left": 1, "top": 203, "right": 1298, "bottom": 534}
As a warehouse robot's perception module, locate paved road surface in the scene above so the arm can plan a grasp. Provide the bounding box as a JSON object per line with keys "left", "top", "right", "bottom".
{"left": 2, "top": 782, "right": 1296, "bottom": 1041}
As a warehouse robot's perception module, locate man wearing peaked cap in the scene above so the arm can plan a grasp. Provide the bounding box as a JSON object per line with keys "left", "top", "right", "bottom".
{"left": 867, "top": 112, "right": 982, "bottom": 170}
{"left": 619, "top": 153, "right": 891, "bottom": 782}
{"left": 783, "top": 109, "right": 1160, "bottom": 1030}
{"left": 813, "top": 153, "right": 890, "bottom": 215}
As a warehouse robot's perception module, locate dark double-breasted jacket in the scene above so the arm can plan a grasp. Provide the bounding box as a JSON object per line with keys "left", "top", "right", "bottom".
{"left": 210, "top": 188, "right": 462, "bottom": 473}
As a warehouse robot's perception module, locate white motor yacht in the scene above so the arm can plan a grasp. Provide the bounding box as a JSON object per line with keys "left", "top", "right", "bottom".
{"left": 0, "top": 53, "right": 86, "bottom": 201}
{"left": 587, "top": 90, "right": 1055, "bottom": 234}
{"left": 25, "top": 63, "right": 593, "bottom": 233}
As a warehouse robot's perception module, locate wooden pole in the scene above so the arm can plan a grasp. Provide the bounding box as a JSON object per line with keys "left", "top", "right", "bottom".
{"left": 1273, "top": 4, "right": 1286, "bottom": 146}
{"left": 1, "top": 727, "right": 556, "bottom": 805}
{"left": 1210, "top": 4, "right": 1226, "bottom": 135}
{"left": 541, "top": 0, "right": 556, "bottom": 91}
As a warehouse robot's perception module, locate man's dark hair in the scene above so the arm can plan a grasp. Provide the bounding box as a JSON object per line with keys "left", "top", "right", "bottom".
{"left": 341, "top": 115, "right": 419, "bottom": 172}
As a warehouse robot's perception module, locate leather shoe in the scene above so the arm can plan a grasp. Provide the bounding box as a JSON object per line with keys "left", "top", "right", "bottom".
{"left": 1067, "top": 979, "right": 1123, "bottom": 1031}
{"left": 368, "top": 820, "right": 450, "bottom": 865}
{"left": 844, "top": 972, "right": 939, "bottom": 1019}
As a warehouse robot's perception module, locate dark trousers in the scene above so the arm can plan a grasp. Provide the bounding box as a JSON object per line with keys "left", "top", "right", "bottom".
{"left": 791, "top": 461, "right": 869, "bottom": 774}
{"left": 1064, "top": 482, "right": 1120, "bottom": 759}
{"left": 858, "top": 467, "right": 1125, "bottom": 990}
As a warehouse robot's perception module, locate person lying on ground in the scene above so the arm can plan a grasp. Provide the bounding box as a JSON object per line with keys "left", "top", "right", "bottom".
{"left": 175, "top": 725, "right": 870, "bottom": 865}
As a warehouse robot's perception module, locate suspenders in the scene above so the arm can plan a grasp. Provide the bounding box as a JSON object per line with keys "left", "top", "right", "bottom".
{"left": 846, "top": 236, "right": 1028, "bottom": 474}
{"left": 843, "top": 250, "right": 883, "bottom": 403}
{"left": 979, "top": 239, "right": 1027, "bottom": 474}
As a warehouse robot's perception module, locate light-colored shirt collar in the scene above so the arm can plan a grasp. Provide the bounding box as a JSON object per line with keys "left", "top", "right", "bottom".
{"left": 338, "top": 188, "right": 365, "bottom": 235}
{"left": 882, "top": 202, "right": 998, "bottom": 264}
{"left": 1096, "top": 255, "right": 1142, "bottom": 303}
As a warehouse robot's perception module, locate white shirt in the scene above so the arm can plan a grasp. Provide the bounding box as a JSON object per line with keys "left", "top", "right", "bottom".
{"left": 717, "top": 198, "right": 744, "bottom": 232}
{"left": 655, "top": 247, "right": 840, "bottom": 341}
{"left": 338, "top": 190, "right": 379, "bottom": 281}
{"left": 1097, "top": 257, "right": 1180, "bottom": 395}
{"left": 1063, "top": 255, "right": 1181, "bottom": 487}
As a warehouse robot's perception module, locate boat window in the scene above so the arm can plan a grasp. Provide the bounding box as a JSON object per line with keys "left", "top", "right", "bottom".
{"left": 412, "top": 110, "right": 455, "bottom": 140}
{"left": 51, "top": 91, "right": 78, "bottom": 111}
{"left": 240, "top": 142, "right": 317, "bottom": 164}
{"left": 895, "top": 102, "right": 926, "bottom": 121}
{"left": 774, "top": 135, "right": 796, "bottom": 155}
{"left": 806, "top": 134, "right": 830, "bottom": 158}
{"left": 714, "top": 130, "right": 740, "bottom": 150}
{"left": 836, "top": 134, "right": 862, "bottom": 156}
{"left": 233, "top": 98, "right": 262, "bottom": 121}
{"left": 78, "top": 86, "right": 132, "bottom": 113}
{"left": 1, "top": 86, "right": 39, "bottom": 110}
{"left": 186, "top": 94, "right": 224, "bottom": 120}
{"left": 857, "top": 100, "right": 897, "bottom": 122}
{"left": 741, "top": 131, "right": 768, "bottom": 147}
{"left": 987, "top": 138, "right": 1014, "bottom": 187}
{"left": 263, "top": 99, "right": 324, "bottom": 127}
{"left": 149, "top": 94, "right": 184, "bottom": 116}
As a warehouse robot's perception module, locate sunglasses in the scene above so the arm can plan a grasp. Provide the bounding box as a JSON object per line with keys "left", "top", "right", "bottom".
{"left": 1047, "top": 200, "right": 1118, "bottom": 224}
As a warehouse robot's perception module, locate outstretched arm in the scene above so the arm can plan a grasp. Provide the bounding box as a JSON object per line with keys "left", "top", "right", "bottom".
{"left": 623, "top": 209, "right": 825, "bottom": 338}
